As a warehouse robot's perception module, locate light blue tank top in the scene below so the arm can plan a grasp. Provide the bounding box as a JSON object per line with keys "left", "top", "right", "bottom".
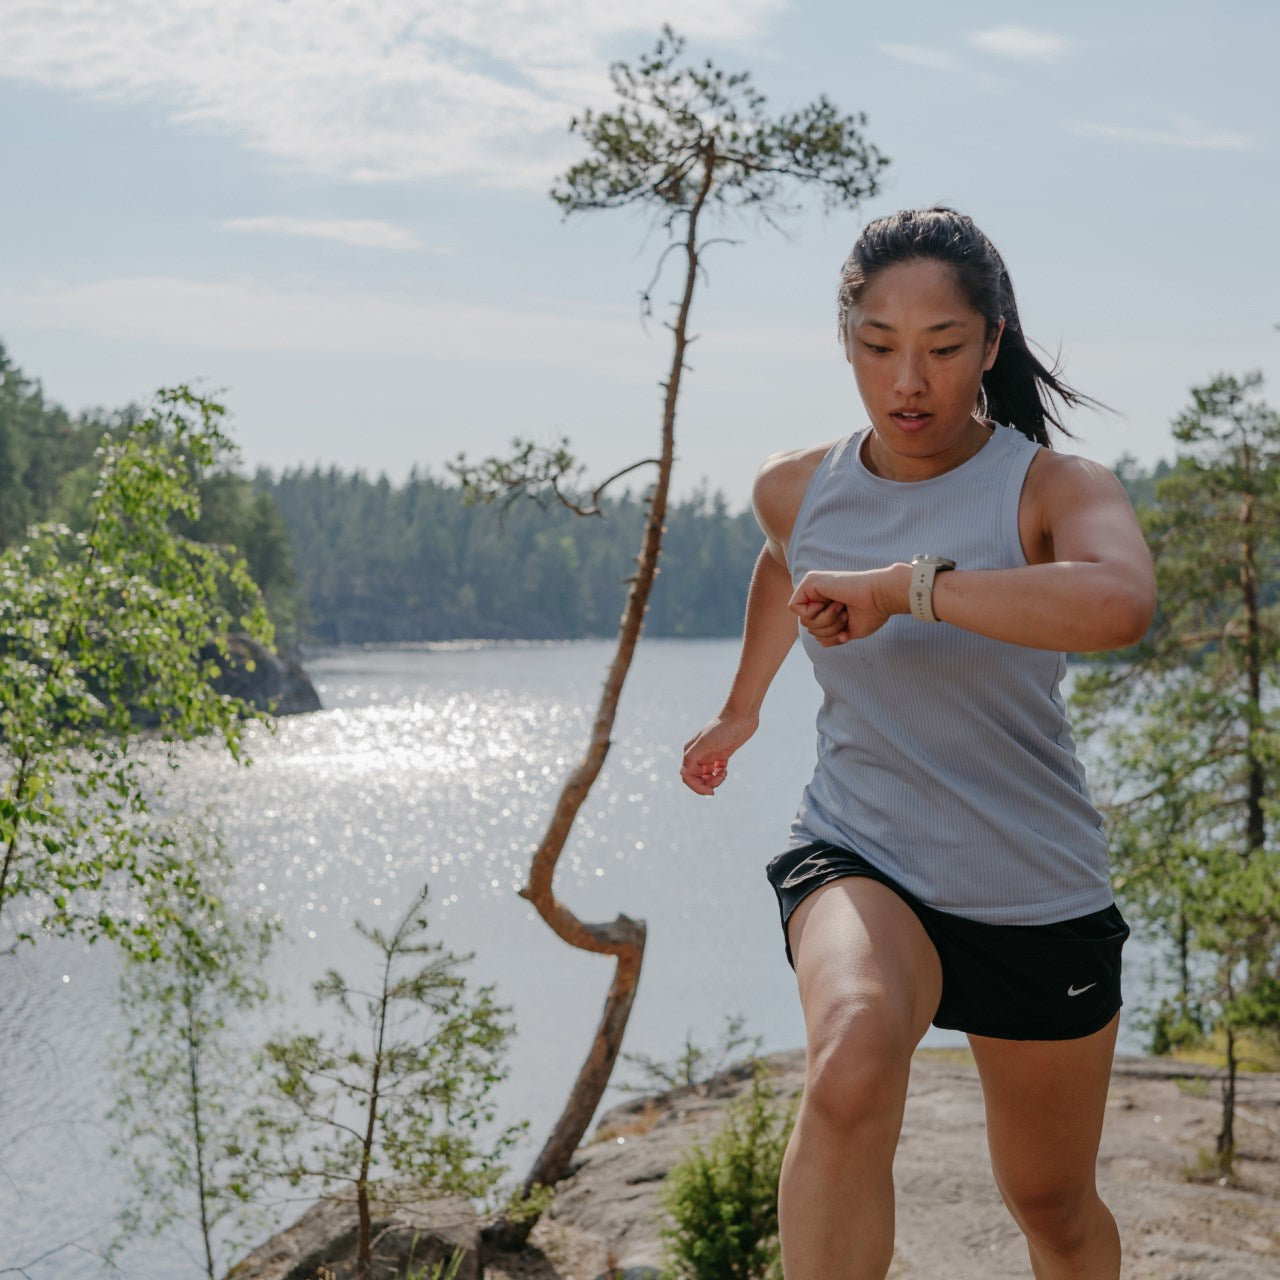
{"left": 787, "top": 424, "right": 1113, "bottom": 925}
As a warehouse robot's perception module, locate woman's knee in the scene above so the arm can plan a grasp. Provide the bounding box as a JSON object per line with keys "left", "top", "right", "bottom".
{"left": 998, "top": 1171, "right": 1102, "bottom": 1254}
{"left": 801, "top": 1010, "right": 914, "bottom": 1137}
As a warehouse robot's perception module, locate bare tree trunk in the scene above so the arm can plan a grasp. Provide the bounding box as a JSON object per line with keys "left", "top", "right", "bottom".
{"left": 1237, "top": 485, "right": 1265, "bottom": 856}
{"left": 355, "top": 950, "right": 393, "bottom": 1278}
{"left": 1218, "top": 1020, "right": 1237, "bottom": 1177}
{"left": 485, "top": 148, "right": 717, "bottom": 1252}
{"left": 523, "top": 936, "right": 645, "bottom": 1189}
{"left": 1177, "top": 908, "right": 1190, "bottom": 1020}
{"left": 184, "top": 987, "right": 217, "bottom": 1280}
{"left": 1235, "top": 480, "right": 1273, "bottom": 1013}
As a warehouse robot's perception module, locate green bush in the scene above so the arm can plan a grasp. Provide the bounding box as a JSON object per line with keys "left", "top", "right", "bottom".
{"left": 659, "top": 1062, "right": 795, "bottom": 1280}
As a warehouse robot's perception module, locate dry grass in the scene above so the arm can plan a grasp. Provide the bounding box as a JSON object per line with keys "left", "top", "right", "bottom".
{"left": 913, "top": 1045, "right": 976, "bottom": 1067}
{"left": 1169, "top": 1032, "right": 1280, "bottom": 1072}
{"left": 593, "top": 1098, "right": 661, "bottom": 1144}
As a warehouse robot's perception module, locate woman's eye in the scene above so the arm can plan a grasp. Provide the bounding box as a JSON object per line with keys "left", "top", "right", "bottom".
{"left": 863, "top": 343, "right": 891, "bottom": 355}
{"left": 933, "top": 345, "right": 962, "bottom": 357}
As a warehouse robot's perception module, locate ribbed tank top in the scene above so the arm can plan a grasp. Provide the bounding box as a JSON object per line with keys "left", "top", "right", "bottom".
{"left": 787, "top": 424, "right": 1113, "bottom": 925}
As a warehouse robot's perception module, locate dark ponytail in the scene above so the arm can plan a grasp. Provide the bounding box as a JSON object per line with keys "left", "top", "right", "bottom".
{"left": 836, "top": 207, "right": 1102, "bottom": 447}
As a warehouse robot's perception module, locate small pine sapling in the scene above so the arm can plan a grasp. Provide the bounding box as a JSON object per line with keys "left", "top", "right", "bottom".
{"left": 249, "top": 883, "right": 522, "bottom": 1279}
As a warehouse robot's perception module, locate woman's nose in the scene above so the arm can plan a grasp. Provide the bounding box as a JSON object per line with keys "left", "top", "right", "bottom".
{"left": 893, "top": 354, "right": 927, "bottom": 395}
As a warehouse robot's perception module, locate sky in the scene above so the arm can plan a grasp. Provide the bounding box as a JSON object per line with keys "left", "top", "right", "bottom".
{"left": 0, "top": 0, "right": 1276, "bottom": 506}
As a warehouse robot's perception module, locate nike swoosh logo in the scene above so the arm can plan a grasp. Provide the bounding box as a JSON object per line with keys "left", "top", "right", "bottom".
{"left": 1067, "top": 982, "right": 1098, "bottom": 997}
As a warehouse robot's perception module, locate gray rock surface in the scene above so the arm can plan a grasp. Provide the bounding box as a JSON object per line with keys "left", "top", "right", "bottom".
{"left": 226, "top": 1188, "right": 479, "bottom": 1280}
{"left": 546, "top": 1049, "right": 1280, "bottom": 1279}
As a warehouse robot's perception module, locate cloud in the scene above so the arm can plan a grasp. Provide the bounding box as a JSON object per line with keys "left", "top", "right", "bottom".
{"left": 0, "top": 274, "right": 640, "bottom": 360}
{"left": 970, "top": 25, "right": 1068, "bottom": 61}
{"left": 223, "top": 217, "right": 428, "bottom": 250}
{"left": 0, "top": 1, "right": 784, "bottom": 188}
{"left": 879, "top": 44, "right": 964, "bottom": 73}
{"left": 1071, "top": 117, "right": 1260, "bottom": 152}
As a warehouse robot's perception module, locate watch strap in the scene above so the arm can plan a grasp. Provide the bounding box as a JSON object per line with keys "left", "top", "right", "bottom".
{"left": 909, "top": 556, "right": 956, "bottom": 623}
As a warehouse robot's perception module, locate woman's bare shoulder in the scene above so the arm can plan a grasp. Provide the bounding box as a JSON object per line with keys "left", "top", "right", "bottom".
{"left": 1020, "top": 447, "right": 1143, "bottom": 565}
{"left": 1026, "top": 447, "right": 1121, "bottom": 487}
{"left": 1023, "top": 448, "right": 1133, "bottom": 524}
{"left": 752, "top": 441, "right": 838, "bottom": 550}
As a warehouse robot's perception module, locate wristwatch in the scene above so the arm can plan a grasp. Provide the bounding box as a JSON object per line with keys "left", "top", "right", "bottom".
{"left": 909, "top": 555, "right": 956, "bottom": 623}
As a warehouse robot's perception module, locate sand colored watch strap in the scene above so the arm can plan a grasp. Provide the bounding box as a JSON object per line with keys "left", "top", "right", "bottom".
{"left": 909, "top": 555, "right": 957, "bottom": 623}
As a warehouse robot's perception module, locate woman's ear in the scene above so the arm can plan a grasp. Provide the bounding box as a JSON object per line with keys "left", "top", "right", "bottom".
{"left": 984, "top": 317, "right": 1006, "bottom": 372}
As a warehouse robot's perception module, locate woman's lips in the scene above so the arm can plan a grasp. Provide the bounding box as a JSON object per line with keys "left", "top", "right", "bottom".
{"left": 890, "top": 411, "right": 932, "bottom": 432}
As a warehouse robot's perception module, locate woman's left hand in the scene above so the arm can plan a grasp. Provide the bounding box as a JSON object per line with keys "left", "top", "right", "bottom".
{"left": 789, "top": 567, "right": 907, "bottom": 646}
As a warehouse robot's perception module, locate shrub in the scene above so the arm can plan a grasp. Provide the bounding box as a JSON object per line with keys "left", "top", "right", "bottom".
{"left": 659, "top": 1062, "right": 795, "bottom": 1280}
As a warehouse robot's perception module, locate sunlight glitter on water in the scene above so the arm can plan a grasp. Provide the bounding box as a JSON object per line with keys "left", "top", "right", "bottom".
{"left": 155, "top": 674, "right": 610, "bottom": 931}
{"left": 238, "top": 695, "right": 574, "bottom": 781}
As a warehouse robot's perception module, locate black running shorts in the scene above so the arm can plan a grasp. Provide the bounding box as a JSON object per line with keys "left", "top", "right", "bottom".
{"left": 766, "top": 841, "right": 1130, "bottom": 1042}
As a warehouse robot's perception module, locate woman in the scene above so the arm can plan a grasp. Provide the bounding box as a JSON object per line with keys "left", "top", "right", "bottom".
{"left": 680, "top": 206, "right": 1155, "bottom": 1280}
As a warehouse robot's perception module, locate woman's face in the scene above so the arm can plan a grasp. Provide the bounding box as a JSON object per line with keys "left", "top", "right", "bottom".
{"left": 845, "top": 258, "right": 1002, "bottom": 481}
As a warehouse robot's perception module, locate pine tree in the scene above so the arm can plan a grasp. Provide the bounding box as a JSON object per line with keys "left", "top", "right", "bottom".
{"left": 459, "top": 25, "right": 887, "bottom": 1246}
{"left": 1073, "top": 372, "right": 1280, "bottom": 1176}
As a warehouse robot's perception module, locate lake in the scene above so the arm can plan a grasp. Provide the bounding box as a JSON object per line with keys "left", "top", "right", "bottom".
{"left": 0, "top": 639, "right": 1156, "bottom": 1278}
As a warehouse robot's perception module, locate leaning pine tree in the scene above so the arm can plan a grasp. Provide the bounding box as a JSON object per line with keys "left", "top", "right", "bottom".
{"left": 459, "top": 26, "right": 888, "bottom": 1246}
{"left": 1072, "top": 372, "right": 1280, "bottom": 1177}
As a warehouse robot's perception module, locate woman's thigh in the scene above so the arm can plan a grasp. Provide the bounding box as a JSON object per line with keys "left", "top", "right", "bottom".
{"left": 788, "top": 876, "right": 943, "bottom": 1070}
{"left": 968, "top": 1015, "right": 1119, "bottom": 1209}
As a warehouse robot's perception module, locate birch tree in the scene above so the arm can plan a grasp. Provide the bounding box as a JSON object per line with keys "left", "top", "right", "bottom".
{"left": 0, "top": 386, "right": 271, "bottom": 958}
{"left": 110, "top": 826, "right": 275, "bottom": 1279}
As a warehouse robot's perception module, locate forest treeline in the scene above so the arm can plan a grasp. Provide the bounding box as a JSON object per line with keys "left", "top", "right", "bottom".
{"left": 4, "top": 342, "right": 1177, "bottom": 646}
{"left": 1, "top": 343, "right": 760, "bottom": 643}
{"left": 0, "top": 344, "right": 301, "bottom": 639}
{"left": 260, "top": 466, "right": 764, "bottom": 643}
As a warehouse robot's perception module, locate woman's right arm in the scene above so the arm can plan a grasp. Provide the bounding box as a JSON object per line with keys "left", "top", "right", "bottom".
{"left": 680, "top": 445, "right": 835, "bottom": 796}
{"left": 679, "top": 543, "right": 799, "bottom": 795}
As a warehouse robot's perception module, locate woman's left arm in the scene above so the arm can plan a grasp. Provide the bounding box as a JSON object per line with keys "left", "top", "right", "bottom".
{"left": 791, "top": 455, "right": 1156, "bottom": 653}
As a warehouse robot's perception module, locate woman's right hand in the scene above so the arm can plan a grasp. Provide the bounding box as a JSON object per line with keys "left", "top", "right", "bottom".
{"left": 680, "top": 711, "right": 759, "bottom": 796}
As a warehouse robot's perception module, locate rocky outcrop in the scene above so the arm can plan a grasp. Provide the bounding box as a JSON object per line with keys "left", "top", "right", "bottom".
{"left": 226, "top": 1188, "right": 480, "bottom": 1280}
{"left": 223, "top": 1060, "right": 779, "bottom": 1280}
{"left": 229, "top": 1050, "right": 1280, "bottom": 1280}
{"left": 206, "top": 633, "right": 321, "bottom": 716}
